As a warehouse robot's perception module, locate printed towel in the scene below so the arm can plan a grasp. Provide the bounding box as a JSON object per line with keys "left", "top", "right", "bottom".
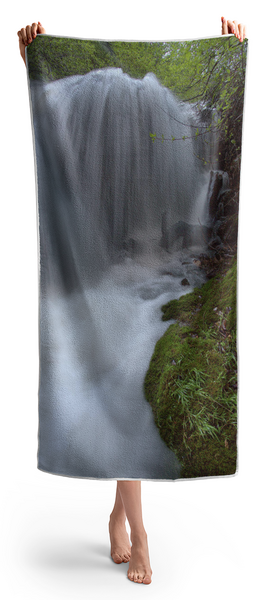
{"left": 26, "top": 34, "right": 247, "bottom": 479}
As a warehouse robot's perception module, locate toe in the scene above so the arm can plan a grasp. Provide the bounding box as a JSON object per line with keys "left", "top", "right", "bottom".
{"left": 122, "top": 555, "right": 129, "bottom": 563}
{"left": 134, "top": 572, "right": 142, "bottom": 583}
{"left": 143, "top": 574, "right": 152, "bottom": 584}
{"left": 111, "top": 552, "right": 123, "bottom": 564}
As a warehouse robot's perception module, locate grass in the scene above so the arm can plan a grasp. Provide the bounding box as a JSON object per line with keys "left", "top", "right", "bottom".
{"left": 144, "top": 255, "right": 238, "bottom": 478}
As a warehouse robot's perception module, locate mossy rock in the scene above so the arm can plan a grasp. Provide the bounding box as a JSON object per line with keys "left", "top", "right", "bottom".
{"left": 144, "top": 256, "right": 238, "bottom": 478}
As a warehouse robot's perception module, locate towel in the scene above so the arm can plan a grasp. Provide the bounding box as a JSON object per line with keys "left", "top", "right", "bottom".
{"left": 26, "top": 34, "right": 247, "bottom": 480}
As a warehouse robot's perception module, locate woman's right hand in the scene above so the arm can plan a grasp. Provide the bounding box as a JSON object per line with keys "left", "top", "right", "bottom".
{"left": 17, "top": 22, "right": 46, "bottom": 66}
{"left": 221, "top": 17, "right": 246, "bottom": 42}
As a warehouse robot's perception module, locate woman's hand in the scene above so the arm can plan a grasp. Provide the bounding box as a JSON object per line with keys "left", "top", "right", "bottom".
{"left": 221, "top": 17, "right": 246, "bottom": 42}
{"left": 17, "top": 22, "right": 46, "bottom": 65}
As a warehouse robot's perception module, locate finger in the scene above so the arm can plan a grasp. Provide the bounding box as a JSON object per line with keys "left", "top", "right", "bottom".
{"left": 19, "top": 27, "right": 27, "bottom": 45}
{"left": 233, "top": 20, "right": 239, "bottom": 39}
{"left": 17, "top": 31, "right": 26, "bottom": 64}
{"left": 26, "top": 24, "right": 32, "bottom": 43}
{"left": 221, "top": 17, "right": 228, "bottom": 35}
{"left": 238, "top": 23, "right": 245, "bottom": 42}
{"left": 226, "top": 20, "right": 235, "bottom": 34}
{"left": 38, "top": 21, "right": 46, "bottom": 34}
{"left": 31, "top": 22, "right": 38, "bottom": 39}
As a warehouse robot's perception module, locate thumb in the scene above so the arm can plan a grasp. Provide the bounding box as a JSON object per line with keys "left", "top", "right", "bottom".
{"left": 37, "top": 22, "right": 46, "bottom": 34}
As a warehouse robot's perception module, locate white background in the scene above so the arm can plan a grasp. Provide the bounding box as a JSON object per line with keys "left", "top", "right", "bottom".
{"left": 1, "top": 1, "right": 272, "bottom": 598}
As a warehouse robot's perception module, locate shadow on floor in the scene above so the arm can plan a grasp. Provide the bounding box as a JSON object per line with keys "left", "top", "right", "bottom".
{"left": 24, "top": 537, "right": 129, "bottom": 575}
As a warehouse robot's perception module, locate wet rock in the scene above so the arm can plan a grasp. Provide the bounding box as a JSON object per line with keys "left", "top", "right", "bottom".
{"left": 208, "top": 170, "right": 230, "bottom": 216}
{"left": 212, "top": 219, "right": 225, "bottom": 235}
{"left": 160, "top": 213, "right": 211, "bottom": 251}
{"left": 216, "top": 200, "right": 225, "bottom": 219}
{"left": 208, "top": 235, "right": 224, "bottom": 250}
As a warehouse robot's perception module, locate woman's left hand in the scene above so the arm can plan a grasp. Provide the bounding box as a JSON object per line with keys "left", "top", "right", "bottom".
{"left": 17, "top": 21, "right": 46, "bottom": 65}
{"left": 221, "top": 17, "right": 246, "bottom": 42}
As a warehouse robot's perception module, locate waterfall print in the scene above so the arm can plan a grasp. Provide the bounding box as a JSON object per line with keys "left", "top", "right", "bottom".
{"left": 26, "top": 35, "right": 247, "bottom": 480}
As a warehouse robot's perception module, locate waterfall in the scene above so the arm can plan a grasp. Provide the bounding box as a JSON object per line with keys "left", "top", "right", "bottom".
{"left": 31, "top": 67, "right": 219, "bottom": 479}
{"left": 31, "top": 67, "right": 216, "bottom": 294}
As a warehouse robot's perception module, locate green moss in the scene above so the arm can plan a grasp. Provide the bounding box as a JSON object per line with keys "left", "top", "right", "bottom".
{"left": 27, "top": 36, "right": 117, "bottom": 81}
{"left": 144, "top": 256, "right": 238, "bottom": 478}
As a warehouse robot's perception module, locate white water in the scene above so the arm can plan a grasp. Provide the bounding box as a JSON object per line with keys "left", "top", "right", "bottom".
{"left": 31, "top": 66, "right": 216, "bottom": 479}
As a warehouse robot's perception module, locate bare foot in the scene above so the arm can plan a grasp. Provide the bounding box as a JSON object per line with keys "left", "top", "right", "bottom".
{"left": 109, "top": 515, "right": 131, "bottom": 563}
{"left": 127, "top": 532, "right": 152, "bottom": 584}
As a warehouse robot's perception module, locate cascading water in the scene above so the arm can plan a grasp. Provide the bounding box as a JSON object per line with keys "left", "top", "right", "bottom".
{"left": 31, "top": 67, "right": 218, "bottom": 479}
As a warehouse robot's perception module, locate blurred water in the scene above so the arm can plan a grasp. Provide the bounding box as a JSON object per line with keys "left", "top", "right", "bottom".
{"left": 31, "top": 66, "right": 215, "bottom": 478}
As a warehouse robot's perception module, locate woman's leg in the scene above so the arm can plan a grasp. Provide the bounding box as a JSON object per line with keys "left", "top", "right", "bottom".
{"left": 116, "top": 481, "right": 152, "bottom": 584}
{"left": 108, "top": 483, "right": 131, "bottom": 564}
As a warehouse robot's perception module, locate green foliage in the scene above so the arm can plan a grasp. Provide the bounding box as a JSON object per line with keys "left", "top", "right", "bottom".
{"left": 27, "top": 36, "right": 117, "bottom": 81}
{"left": 27, "top": 35, "right": 247, "bottom": 168}
{"left": 171, "top": 367, "right": 220, "bottom": 450}
{"left": 113, "top": 37, "right": 247, "bottom": 168}
{"left": 144, "top": 257, "right": 238, "bottom": 477}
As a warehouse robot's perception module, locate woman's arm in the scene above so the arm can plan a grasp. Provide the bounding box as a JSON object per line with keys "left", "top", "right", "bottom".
{"left": 17, "top": 21, "right": 46, "bottom": 66}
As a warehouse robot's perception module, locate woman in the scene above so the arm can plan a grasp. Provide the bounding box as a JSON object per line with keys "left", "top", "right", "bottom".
{"left": 17, "top": 17, "right": 246, "bottom": 585}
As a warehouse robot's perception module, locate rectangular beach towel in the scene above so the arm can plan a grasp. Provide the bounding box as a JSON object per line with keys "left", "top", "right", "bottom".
{"left": 26, "top": 34, "right": 248, "bottom": 480}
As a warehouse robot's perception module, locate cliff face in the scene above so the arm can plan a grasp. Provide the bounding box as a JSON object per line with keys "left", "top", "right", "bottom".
{"left": 206, "top": 155, "right": 241, "bottom": 259}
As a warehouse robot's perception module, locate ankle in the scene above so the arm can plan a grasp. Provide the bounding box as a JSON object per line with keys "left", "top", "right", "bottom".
{"left": 130, "top": 528, "right": 147, "bottom": 544}
{"left": 109, "top": 510, "right": 126, "bottom": 525}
